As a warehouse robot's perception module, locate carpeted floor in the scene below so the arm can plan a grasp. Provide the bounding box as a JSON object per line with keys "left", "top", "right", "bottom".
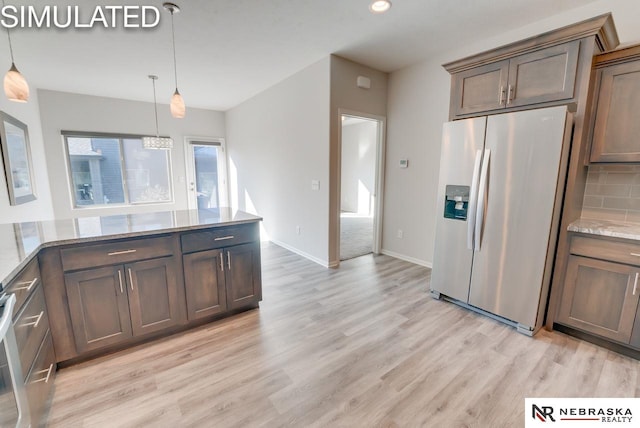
{"left": 340, "top": 214, "right": 374, "bottom": 260}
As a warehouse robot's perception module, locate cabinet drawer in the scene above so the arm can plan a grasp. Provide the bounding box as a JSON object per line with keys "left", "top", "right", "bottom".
{"left": 5, "top": 257, "right": 41, "bottom": 319}
{"left": 25, "top": 331, "right": 56, "bottom": 427}
{"left": 14, "top": 284, "right": 49, "bottom": 382}
{"left": 571, "top": 235, "right": 640, "bottom": 266}
{"left": 60, "top": 236, "right": 174, "bottom": 271}
{"left": 181, "top": 224, "right": 258, "bottom": 254}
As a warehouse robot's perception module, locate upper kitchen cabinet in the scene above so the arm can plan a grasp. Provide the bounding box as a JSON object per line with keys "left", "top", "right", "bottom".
{"left": 589, "top": 45, "right": 640, "bottom": 163}
{"left": 444, "top": 14, "right": 619, "bottom": 120}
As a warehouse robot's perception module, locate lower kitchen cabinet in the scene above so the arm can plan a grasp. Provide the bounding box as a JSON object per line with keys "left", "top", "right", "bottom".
{"left": 183, "top": 248, "right": 227, "bottom": 320}
{"left": 557, "top": 255, "right": 640, "bottom": 343}
{"left": 183, "top": 242, "right": 262, "bottom": 320}
{"left": 65, "top": 256, "right": 182, "bottom": 353}
{"left": 25, "top": 331, "right": 56, "bottom": 427}
{"left": 225, "top": 242, "right": 262, "bottom": 310}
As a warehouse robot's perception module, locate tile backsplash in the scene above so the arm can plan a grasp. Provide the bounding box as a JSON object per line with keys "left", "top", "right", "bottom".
{"left": 582, "top": 165, "right": 640, "bottom": 223}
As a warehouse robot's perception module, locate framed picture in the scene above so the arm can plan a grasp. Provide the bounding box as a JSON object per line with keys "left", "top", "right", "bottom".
{"left": 0, "top": 111, "right": 36, "bottom": 205}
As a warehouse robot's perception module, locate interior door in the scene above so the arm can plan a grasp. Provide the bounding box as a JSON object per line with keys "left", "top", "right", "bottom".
{"left": 185, "top": 139, "right": 229, "bottom": 210}
{"left": 468, "top": 106, "right": 570, "bottom": 328}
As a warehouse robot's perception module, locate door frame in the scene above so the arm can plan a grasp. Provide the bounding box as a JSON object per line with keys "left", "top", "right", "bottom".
{"left": 336, "top": 108, "right": 387, "bottom": 262}
{"left": 184, "top": 136, "right": 229, "bottom": 210}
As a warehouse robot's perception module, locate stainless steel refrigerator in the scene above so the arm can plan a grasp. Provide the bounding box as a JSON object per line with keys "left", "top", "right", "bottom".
{"left": 430, "top": 106, "right": 573, "bottom": 335}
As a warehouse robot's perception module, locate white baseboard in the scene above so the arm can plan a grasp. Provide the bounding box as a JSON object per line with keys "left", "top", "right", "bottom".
{"left": 269, "top": 239, "right": 331, "bottom": 268}
{"left": 380, "top": 249, "right": 432, "bottom": 268}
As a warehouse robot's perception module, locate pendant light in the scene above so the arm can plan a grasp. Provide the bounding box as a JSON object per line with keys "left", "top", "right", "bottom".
{"left": 163, "top": 2, "right": 185, "bottom": 118}
{"left": 142, "top": 75, "right": 173, "bottom": 149}
{"left": 2, "top": 0, "right": 29, "bottom": 102}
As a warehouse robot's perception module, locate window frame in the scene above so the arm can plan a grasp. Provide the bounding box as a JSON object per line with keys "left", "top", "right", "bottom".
{"left": 62, "top": 131, "right": 174, "bottom": 209}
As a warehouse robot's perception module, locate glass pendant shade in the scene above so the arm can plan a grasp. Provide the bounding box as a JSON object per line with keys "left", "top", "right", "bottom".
{"left": 4, "top": 63, "right": 29, "bottom": 102}
{"left": 142, "top": 136, "right": 173, "bottom": 149}
{"left": 170, "top": 89, "right": 185, "bottom": 118}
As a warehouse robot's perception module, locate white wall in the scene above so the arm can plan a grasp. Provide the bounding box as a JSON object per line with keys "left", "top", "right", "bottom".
{"left": 226, "top": 58, "right": 331, "bottom": 265}
{"left": 341, "top": 121, "right": 376, "bottom": 215}
{"left": 383, "top": 0, "right": 640, "bottom": 266}
{"left": 0, "top": 91, "right": 54, "bottom": 224}
{"left": 37, "top": 89, "right": 225, "bottom": 219}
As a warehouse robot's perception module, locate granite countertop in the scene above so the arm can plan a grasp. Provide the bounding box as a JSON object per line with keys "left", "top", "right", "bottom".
{"left": 568, "top": 218, "right": 640, "bottom": 241}
{"left": 0, "top": 208, "right": 262, "bottom": 290}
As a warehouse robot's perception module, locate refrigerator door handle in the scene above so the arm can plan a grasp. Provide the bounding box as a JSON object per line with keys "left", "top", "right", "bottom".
{"left": 474, "top": 149, "right": 491, "bottom": 251}
{"left": 467, "top": 149, "right": 483, "bottom": 250}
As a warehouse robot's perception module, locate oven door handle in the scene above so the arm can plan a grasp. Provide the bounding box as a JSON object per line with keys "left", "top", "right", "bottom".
{"left": 0, "top": 294, "right": 16, "bottom": 338}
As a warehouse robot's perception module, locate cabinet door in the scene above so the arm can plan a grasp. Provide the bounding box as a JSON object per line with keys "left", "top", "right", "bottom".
{"left": 590, "top": 60, "right": 640, "bottom": 162}
{"left": 183, "top": 249, "right": 227, "bottom": 320}
{"left": 557, "top": 255, "right": 640, "bottom": 343}
{"left": 450, "top": 59, "right": 509, "bottom": 116}
{"left": 507, "top": 41, "right": 579, "bottom": 108}
{"left": 126, "top": 257, "right": 182, "bottom": 336}
{"left": 65, "top": 266, "right": 132, "bottom": 353}
{"left": 224, "top": 243, "right": 262, "bottom": 310}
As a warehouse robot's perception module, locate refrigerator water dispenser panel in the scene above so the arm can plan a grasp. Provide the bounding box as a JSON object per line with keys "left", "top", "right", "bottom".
{"left": 444, "top": 185, "right": 470, "bottom": 220}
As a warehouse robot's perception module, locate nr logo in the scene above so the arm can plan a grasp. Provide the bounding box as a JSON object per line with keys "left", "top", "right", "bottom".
{"left": 533, "top": 404, "right": 556, "bottom": 422}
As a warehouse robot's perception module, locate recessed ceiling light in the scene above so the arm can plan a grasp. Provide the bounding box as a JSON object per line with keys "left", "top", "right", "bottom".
{"left": 369, "top": 0, "right": 392, "bottom": 13}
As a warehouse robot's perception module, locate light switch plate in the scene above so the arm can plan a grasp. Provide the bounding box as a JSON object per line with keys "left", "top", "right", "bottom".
{"left": 311, "top": 180, "right": 320, "bottom": 190}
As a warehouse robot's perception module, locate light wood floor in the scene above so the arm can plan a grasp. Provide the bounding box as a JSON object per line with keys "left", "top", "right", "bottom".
{"left": 47, "top": 243, "right": 640, "bottom": 427}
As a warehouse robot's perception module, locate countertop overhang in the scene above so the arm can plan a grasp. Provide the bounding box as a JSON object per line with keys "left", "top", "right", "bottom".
{"left": 568, "top": 218, "right": 640, "bottom": 241}
{"left": 0, "top": 208, "right": 262, "bottom": 290}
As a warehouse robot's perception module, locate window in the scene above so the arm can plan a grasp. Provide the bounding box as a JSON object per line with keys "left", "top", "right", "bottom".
{"left": 63, "top": 133, "right": 173, "bottom": 207}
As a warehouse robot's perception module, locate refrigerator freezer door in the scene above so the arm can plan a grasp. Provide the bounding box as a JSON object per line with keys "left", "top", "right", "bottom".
{"left": 431, "top": 116, "right": 486, "bottom": 302}
{"left": 468, "top": 106, "right": 569, "bottom": 328}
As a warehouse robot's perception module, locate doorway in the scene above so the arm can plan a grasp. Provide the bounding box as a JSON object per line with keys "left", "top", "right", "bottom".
{"left": 339, "top": 114, "right": 384, "bottom": 261}
{"left": 185, "top": 138, "right": 229, "bottom": 210}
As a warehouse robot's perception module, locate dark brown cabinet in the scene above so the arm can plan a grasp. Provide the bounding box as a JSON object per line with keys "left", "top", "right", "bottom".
{"left": 590, "top": 46, "right": 640, "bottom": 162}
{"left": 5, "top": 256, "right": 56, "bottom": 426}
{"left": 182, "top": 224, "right": 262, "bottom": 320}
{"left": 65, "top": 257, "right": 181, "bottom": 353}
{"left": 225, "top": 242, "right": 262, "bottom": 310}
{"left": 183, "top": 249, "right": 227, "bottom": 320}
{"left": 448, "top": 40, "right": 580, "bottom": 117}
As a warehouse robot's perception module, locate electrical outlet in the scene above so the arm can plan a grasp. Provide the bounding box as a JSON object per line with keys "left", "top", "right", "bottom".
{"left": 397, "top": 229, "right": 403, "bottom": 239}
{"left": 296, "top": 226, "right": 301, "bottom": 235}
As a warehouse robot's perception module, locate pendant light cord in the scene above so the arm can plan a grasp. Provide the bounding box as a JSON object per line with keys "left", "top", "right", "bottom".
{"left": 151, "top": 76, "right": 160, "bottom": 137}
{"left": 2, "top": 0, "right": 15, "bottom": 63}
{"left": 170, "top": 10, "right": 179, "bottom": 90}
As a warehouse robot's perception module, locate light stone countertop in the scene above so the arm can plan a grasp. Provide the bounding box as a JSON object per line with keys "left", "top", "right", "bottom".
{"left": 568, "top": 218, "right": 640, "bottom": 241}
{"left": 0, "top": 208, "right": 262, "bottom": 291}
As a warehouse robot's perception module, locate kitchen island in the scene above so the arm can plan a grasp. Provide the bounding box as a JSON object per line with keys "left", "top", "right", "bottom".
{"left": 1, "top": 208, "right": 263, "bottom": 364}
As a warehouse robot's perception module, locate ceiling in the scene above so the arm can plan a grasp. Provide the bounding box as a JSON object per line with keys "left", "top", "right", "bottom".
{"left": 4, "top": 0, "right": 600, "bottom": 111}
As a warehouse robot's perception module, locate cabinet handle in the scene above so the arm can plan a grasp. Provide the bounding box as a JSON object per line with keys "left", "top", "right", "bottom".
{"left": 13, "top": 277, "right": 38, "bottom": 292}
{"left": 219, "top": 253, "right": 224, "bottom": 272}
{"left": 214, "top": 236, "right": 235, "bottom": 241}
{"left": 108, "top": 249, "right": 137, "bottom": 256}
{"left": 21, "top": 311, "right": 44, "bottom": 329}
{"left": 32, "top": 363, "right": 54, "bottom": 384}
{"left": 507, "top": 84, "right": 514, "bottom": 105}
{"left": 499, "top": 86, "right": 506, "bottom": 105}
{"left": 227, "top": 252, "right": 231, "bottom": 270}
{"left": 630, "top": 253, "right": 640, "bottom": 257}
{"left": 128, "top": 268, "right": 134, "bottom": 291}
{"left": 634, "top": 272, "right": 639, "bottom": 296}
{"left": 118, "top": 270, "right": 124, "bottom": 294}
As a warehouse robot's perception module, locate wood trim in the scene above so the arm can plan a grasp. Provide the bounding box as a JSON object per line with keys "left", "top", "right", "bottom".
{"left": 443, "top": 13, "right": 618, "bottom": 74}
{"left": 595, "top": 44, "right": 640, "bottom": 67}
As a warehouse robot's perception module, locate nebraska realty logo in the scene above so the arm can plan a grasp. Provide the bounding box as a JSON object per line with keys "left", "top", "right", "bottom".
{"left": 525, "top": 398, "right": 640, "bottom": 427}
{"left": 0, "top": 4, "right": 160, "bottom": 29}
